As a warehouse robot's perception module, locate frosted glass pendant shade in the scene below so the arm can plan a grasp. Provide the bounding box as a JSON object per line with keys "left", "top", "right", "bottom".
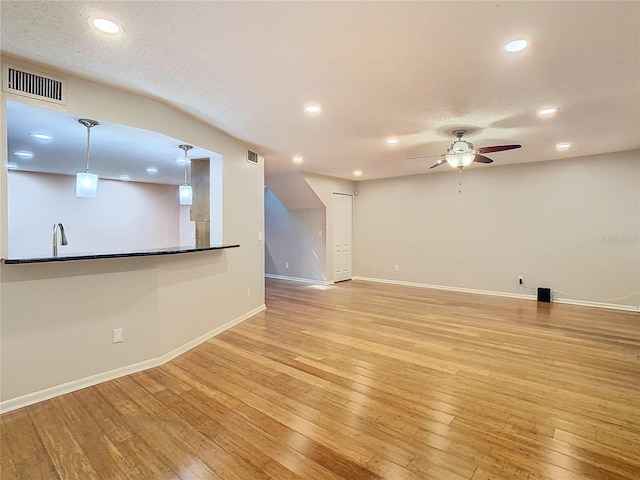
{"left": 76, "top": 172, "right": 98, "bottom": 198}
{"left": 179, "top": 184, "right": 193, "bottom": 205}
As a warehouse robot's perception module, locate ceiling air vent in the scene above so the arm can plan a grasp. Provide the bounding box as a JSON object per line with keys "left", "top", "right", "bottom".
{"left": 2, "top": 64, "right": 66, "bottom": 105}
{"left": 247, "top": 149, "right": 259, "bottom": 165}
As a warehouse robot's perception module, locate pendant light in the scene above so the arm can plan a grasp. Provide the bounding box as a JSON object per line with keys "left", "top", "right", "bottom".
{"left": 178, "top": 144, "right": 193, "bottom": 205}
{"left": 76, "top": 119, "right": 100, "bottom": 198}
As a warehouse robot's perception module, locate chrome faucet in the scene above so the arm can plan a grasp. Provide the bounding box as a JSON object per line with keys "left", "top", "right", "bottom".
{"left": 52, "top": 222, "right": 68, "bottom": 257}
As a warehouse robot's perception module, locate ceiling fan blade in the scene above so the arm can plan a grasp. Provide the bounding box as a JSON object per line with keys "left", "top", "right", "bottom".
{"left": 404, "top": 153, "right": 444, "bottom": 161}
{"left": 429, "top": 159, "right": 446, "bottom": 169}
{"left": 473, "top": 154, "right": 493, "bottom": 164}
{"left": 477, "top": 144, "right": 521, "bottom": 154}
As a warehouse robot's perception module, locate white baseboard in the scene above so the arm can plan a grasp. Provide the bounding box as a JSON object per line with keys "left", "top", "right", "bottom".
{"left": 0, "top": 305, "right": 266, "bottom": 414}
{"left": 352, "top": 276, "right": 638, "bottom": 312}
{"left": 553, "top": 297, "right": 638, "bottom": 312}
{"left": 353, "top": 276, "right": 535, "bottom": 301}
{"left": 265, "top": 273, "right": 333, "bottom": 286}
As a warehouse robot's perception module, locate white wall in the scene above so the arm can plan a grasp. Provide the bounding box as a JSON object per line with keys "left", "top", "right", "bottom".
{"left": 0, "top": 55, "right": 264, "bottom": 408}
{"left": 210, "top": 154, "right": 223, "bottom": 245}
{"left": 265, "top": 188, "right": 326, "bottom": 282}
{"left": 7, "top": 171, "right": 194, "bottom": 258}
{"left": 179, "top": 205, "right": 196, "bottom": 247}
{"left": 266, "top": 171, "right": 325, "bottom": 210}
{"left": 353, "top": 150, "right": 640, "bottom": 310}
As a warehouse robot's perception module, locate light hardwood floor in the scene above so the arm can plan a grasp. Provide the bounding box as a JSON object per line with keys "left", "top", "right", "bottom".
{"left": 2, "top": 279, "right": 639, "bottom": 479}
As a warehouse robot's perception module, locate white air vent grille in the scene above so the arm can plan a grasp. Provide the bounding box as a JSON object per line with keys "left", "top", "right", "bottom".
{"left": 3, "top": 65, "right": 66, "bottom": 104}
{"left": 247, "top": 150, "right": 259, "bottom": 165}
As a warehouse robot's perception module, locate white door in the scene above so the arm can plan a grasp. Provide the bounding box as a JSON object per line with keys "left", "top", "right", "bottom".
{"left": 333, "top": 193, "right": 352, "bottom": 282}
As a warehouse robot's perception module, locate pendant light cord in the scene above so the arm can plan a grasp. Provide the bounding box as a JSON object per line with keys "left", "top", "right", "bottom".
{"left": 85, "top": 125, "right": 91, "bottom": 173}
{"left": 179, "top": 144, "right": 193, "bottom": 185}
{"left": 184, "top": 149, "right": 189, "bottom": 184}
{"left": 78, "top": 119, "right": 99, "bottom": 174}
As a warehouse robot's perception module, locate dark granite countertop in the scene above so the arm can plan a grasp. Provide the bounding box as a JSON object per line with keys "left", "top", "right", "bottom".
{"left": 2, "top": 244, "right": 240, "bottom": 264}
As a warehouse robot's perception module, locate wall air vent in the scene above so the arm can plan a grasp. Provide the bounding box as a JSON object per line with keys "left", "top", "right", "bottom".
{"left": 247, "top": 149, "right": 259, "bottom": 165}
{"left": 2, "top": 64, "right": 66, "bottom": 105}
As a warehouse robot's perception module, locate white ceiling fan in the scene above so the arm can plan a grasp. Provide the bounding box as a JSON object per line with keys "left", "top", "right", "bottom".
{"left": 407, "top": 129, "right": 522, "bottom": 192}
{"left": 407, "top": 129, "right": 522, "bottom": 169}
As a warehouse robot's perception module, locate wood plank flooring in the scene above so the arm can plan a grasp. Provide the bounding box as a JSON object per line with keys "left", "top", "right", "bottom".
{"left": 2, "top": 278, "right": 639, "bottom": 479}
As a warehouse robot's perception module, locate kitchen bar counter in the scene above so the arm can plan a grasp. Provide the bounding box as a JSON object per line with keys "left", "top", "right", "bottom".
{"left": 2, "top": 244, "right": 240, "bottom": 264}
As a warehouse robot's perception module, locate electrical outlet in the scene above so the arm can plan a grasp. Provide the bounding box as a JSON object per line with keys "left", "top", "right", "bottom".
{"left": 246, "top": 286, "right": 251, "bottom": 297}
{"left": 257, "top": 231, "right": 263, "bottom": 241}
{"left": 518, "top": 275, "right": 524, "bottom": 285}
{"left": 285, "top": 262, "right": 289, "bottom": 269}
{"left": 318, "top": 230, "right": 323, "bottom": 237}
{"left": 394, "top": 264, "right": 399, "bottom": 272}
{"left": 112, "top": 328, "right": 123, "bottom": 343}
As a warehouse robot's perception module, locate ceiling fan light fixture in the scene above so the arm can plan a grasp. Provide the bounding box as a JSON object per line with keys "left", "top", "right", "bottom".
{"left": 425, "top": 129, "right": 519, "bottom": 173}
{"left": 446, "top": 153, "right": 476, "bottom": 168}
{"left": 446, "top": 138, "right": 476, "bottom": 168}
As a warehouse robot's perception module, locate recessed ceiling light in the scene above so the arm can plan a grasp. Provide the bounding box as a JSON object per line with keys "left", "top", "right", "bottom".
{"left": 6, "top": 163, "right": 18, "bottom": 170}
{"left": 556, "top": 142, "right": 571, "bottom": 151}
{"left": 353, "top": 170, "right": 362, "bottom": 177}
{"left": 30, "top": 133, "right": 52, "bottom": 140}
{"left": 292, "top": 156, "right": 303, "bottom": 164}
{"left": 119, "top": 175, "right": 130, "bottom": 181}
{"left": 538, "top": 107, "right": 558, "bottom": 116}
{"left": 90, "top": 17, "right": 121, "bottom": 34}
{"left": 504, "top": 39, "right": 528, "bottom": 53}
{"left": 304, "top": 105, "right": 322, "bottom": 114}
{"left": 146, "top": 167, "right": 158, "bottom": 174}
{"left": 176, "top": 157, "right": 186, "bottom": 164}
{"left": 13, "top": 151, "right": 33, "bottom": 158}
{"left": 386, "top": 138, "right": 399, "bottom": 145}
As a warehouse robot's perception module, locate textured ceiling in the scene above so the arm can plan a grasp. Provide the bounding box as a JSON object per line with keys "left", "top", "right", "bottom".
{"left": 1, "top": 1, "right": 639, "bottom": 181}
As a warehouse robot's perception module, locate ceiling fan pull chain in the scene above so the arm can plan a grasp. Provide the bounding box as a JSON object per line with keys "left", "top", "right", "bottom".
{"left": 459, "top": 167, "right": 463, "bottom": 194}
